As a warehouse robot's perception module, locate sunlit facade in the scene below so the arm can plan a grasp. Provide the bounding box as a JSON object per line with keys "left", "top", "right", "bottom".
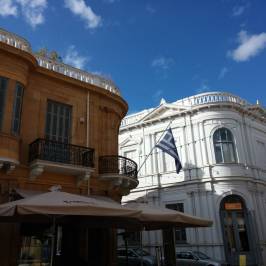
{"left": 119, "top": 92, "right": 266, "bottom": 266}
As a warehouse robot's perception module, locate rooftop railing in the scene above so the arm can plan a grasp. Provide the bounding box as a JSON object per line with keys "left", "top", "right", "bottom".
{"left": 182, "top": 92, "right": 248, "bottom": 107}
{"left": 0, "top": 28, "right": 31, "bottom": 52}
{"left": 36, "top": 56, "right": 120, "bottom": 95}
{"left": 121, "top": 92, "right": 249, "bottom": 127}
{"left": 0, "top": 28, "right": 120, "bottom": 96}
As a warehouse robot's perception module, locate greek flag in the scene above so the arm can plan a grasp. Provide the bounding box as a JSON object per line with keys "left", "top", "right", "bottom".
{"left": 155, "top": 128, "right": 182, "bottom": 174}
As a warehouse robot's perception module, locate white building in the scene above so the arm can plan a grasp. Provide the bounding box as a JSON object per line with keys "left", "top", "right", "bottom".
{"left": 119, "top": 92, "right": 266, "bottom": 266}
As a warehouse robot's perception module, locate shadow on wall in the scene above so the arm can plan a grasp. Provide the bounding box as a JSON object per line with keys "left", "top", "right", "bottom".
{"left": 127, "top": 186, "right": 264, "bottom": 266}
{"left": 182, "top": 162, "right": 205, "bottom": 181}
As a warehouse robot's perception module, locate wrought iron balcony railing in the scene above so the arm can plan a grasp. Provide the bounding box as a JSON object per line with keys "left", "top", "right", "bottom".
{"left": 29, "top": 138, "right": 94, "bottom": 168}
{"left": 99, "top": 155, "right": 138, "bottom": 180}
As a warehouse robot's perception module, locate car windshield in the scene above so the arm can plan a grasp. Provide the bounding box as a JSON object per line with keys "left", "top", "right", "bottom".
{"left": 192, "top": 251, "right": 210, "bottom": 260}
{"left": 134, "top": 248, "right": 150, "bottom": 257}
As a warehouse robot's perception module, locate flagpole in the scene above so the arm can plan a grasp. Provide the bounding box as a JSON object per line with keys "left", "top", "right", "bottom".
{"left": 137, "top": 120, "right": 173, "bottom": 174}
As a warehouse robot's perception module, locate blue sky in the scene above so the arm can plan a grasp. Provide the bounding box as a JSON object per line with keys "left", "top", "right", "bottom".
{"left": 0, "top": 0, "right": 266, "bottom": 113}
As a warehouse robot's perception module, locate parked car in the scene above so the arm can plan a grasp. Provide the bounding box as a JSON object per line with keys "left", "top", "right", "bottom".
{"left": 176, "top": 251, "right": 228, "bottom": 266}
{"left": 117, "top": 247, "right": 157, "bottom": 266}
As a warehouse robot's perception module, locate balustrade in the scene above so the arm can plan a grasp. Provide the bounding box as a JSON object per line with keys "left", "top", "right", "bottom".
{"left": 191, "top": 92, "right": 247, "bottom": 106}
{"left": 0, "top": 28, "right": 120, "bottom": 96}
{"left": 0, "top": 28, "right": 31, "bottom": 52}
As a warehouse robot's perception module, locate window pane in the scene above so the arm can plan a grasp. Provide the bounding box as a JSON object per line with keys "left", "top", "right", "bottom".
{"left": 46, "top": 100, "right": 72, "bottom": 143}
{"left": 166, "top": 203, "right": 186, "bottom": 242}
{"left": 13, "top": 119, "right": 19, "bottom": 133}
{"left": 52, "top": 113, "right": 57, "bottom": 137}
{"left": 177, "top": 203, "right": 184, "bottom": 212}
{"left": 213, "top": 128, "right": 236, "bottom": 164}
{"left": 213, "top": 130, "right": 220, "bottom": 142}
{"left": 224, "top": 212, "right": 236, "bottom": 251}
{"left": 45, "top": 113, "right": 51, "bottom": 138}
{"left": 0, "top": 77, "right": 8, "bottom": 130}
{"left": 228, "top": 143, "right": 236, "bottom": 162}
{"left": 221, "top": 128, "right": 227, "bottom": 141}
{"left": 222, "top": 143, "right": 236, "bottom": 163}
{"left": 215, "top": 143, "right": 223, "bottom": 163}
{"left": 12, "top": 83, "right": 24, "bottom": 135}
{"left": 226, "top": 129, "right": 233, "bottom": 141}
{"left": 236, "top": 212, "right": 249, "bottom": 251}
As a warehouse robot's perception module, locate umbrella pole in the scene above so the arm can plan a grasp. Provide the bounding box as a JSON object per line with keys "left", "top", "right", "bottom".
{"left": 140, "top": 230, "right": 143, "bottom": 266}
{"left": 50, "top": 216, "right": 56, "bottom": 266}
{"left": 125, "top": 233, "right": 129, "bottom": 266}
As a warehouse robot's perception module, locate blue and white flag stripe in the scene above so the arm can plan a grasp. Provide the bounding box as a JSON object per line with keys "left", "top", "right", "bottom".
{"left": 155, "top": 128, "right": 182, "bottom": 174}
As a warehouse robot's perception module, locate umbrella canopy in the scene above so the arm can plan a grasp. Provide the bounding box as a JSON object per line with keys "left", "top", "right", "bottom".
{"left": 0, "top": 191, "right": 141, "bottom": 218}
{"left": 0, "top": 191, "right": 212, "bottom": 229}
{"left": 124, "top": 202, "right": 212, "bottom": 230}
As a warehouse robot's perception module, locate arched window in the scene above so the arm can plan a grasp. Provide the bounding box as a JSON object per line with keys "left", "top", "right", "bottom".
{"left": 213, "top": 128, "right": 236, "bottom": 163}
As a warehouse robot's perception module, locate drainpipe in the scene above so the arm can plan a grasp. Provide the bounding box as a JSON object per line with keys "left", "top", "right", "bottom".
{"left": 86, "top": 91, "right": 90, "bottom": 195}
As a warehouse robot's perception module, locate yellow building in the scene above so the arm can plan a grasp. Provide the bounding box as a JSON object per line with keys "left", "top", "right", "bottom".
{"left": 0, "top": 28, "right": 138, "bottom": 266}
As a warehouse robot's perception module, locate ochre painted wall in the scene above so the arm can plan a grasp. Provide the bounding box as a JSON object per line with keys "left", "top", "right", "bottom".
{"left": 0, "top": 42, "right": 128, "bottom": 198}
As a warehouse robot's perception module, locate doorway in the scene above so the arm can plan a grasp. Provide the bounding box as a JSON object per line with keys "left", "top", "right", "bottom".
{"left": 220, "top": 195, "right": 257, "bottom": 266}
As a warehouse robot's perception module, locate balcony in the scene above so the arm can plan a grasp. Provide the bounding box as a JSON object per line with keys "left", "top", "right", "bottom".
{"left": 99, "top": 155, "right": 138, "bottom": 195}
{"left": 29, "top": 139, "right": 94, "bottom": 184}
{"left": 0, "top": 133, "right": 20, "bottom": 173}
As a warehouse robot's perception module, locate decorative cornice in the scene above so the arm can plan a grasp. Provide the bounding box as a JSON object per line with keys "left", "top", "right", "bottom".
{"left": 120, "top": 92, "right": 266, "bottom": 131}
{"left": 0, "top": 28, "right": 120, "bottom": 97}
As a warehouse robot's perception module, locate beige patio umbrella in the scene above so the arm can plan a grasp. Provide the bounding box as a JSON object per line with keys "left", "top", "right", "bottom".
{"left": 0, "top": 191, "right": 142, "bottom": 218}
{"left": 121, "top": 202, "right": 212, "bottom": 266}
{"left": 0, "top": 191, "right": 143, "bottom": 266}
{"left": 124, "top": 202, "right": 212, "bottom": 230}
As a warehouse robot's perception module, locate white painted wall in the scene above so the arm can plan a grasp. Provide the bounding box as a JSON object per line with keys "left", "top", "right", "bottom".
{"left": 119, "top": 92, "right": 266, "bottom": 265}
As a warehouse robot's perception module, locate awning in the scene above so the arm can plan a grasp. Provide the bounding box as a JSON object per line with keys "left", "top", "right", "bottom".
{"left": 124, "top": 202, "right": 212, "bottom": 230}
{"left": 122, "top": 190, "right": 148, "bottom": 203}
{"left": 0, "top": 191, "right": 141, "bottom": 219}
{"left": 0, "top": 190, "right": 212, "bottom": 230}
{"left": 12, "top": 188, "right": 45, "bottom": 198}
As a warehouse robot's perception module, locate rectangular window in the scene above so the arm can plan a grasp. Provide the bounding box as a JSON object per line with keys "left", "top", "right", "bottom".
{"left": 12, "top": 83, "right": 24, "bottom": 135}
{"left": 166, "top": 203, "right": 187, "bottom": 243}
{"left": 256, "top": 140, "right": 266, "bottom": 169}
{"left": 0, "top": 77, "right": 8, "bottom": 130}
{"left": 45, "top": 100, "right": 72, "bottom": 143}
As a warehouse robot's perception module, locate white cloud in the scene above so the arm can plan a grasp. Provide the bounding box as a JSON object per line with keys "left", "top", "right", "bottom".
{"left": 196, "top": 80, "right": 210, "bottom": 94}
{"left": 17, "top": 0, "right": 47, "bottom": 28}
{"left": 228, "top": 30, "right": 266, "bottom": 62}
{"left": 151, "top": 56, "right": 174, "bottom": 70}
{"left": 152, "top": 89, "right": 164, "bottom": 104}
{"left": 91, "top": 71, "right": 112, "bottom": 81}
{"left": 64, "top": 0, "right": 101, "bottom": 29}
{"left": 218, "top": 67, "right": 229, "bottom": 79}
{"left": 232, "top": 5, "right": 246, "bottom": 17}
{"left": 0, "top": 0, "right": 47, "bottom": 27}
{"left": 64, "top": 45, "right": 89, "bottom": 69}
{"left": 103, "top": 0, "right": 119, "bottom": 3}
{"left": 146, "top": 4, "right": 156, "bottom": 14}
{"left": 153, "top": 89, "right": 163, "bottom": 99}
{"left": 0, "top": 0, "right": 17, "bottom": 16}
